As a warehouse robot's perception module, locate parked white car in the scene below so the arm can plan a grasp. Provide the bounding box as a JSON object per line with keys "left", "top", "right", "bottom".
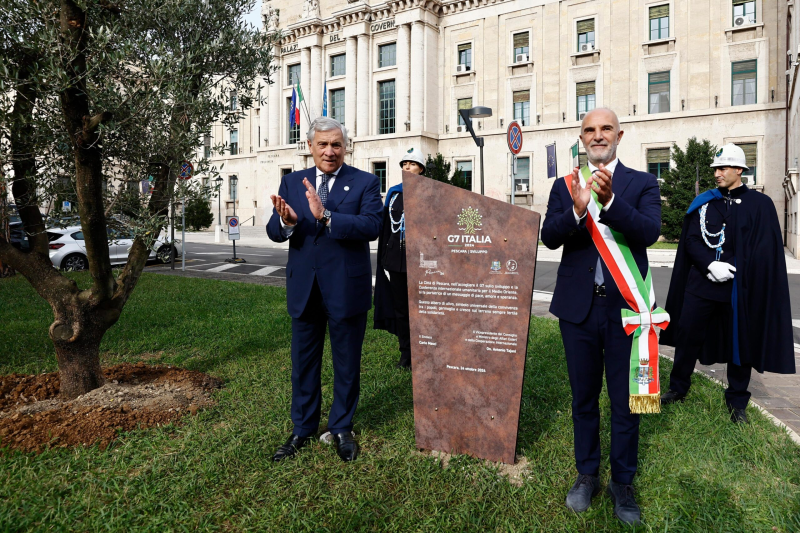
{"left": 47, "top": 224, "right": 179, "bottom": 271}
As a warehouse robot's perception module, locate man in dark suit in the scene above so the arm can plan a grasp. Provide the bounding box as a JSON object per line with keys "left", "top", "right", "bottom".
{"left": 267, "top": 117, "right": 383, "bottom": 463}
{"left": 541, "top": 108, "right": 661, "bottom": 526}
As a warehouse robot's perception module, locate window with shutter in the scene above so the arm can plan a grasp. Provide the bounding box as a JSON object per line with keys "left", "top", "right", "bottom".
{"left": 736, "top": 143, "right": 758, "bottom": 184}
{"left": 577, "top": 19, "right": 595, "bottom": 33}
{"left": 458, "top": 43, "right": 472, "bottom": 68}
{"left": 577, "top": 19, "right": 596, "bottom": 51}
{"left": 646, "top": 148, "right": 670, "bottom": 163}
{"left": 732, "top": 60, "right": 757, "bottom": 105}
{"left": 648, "top": 71, "right": 670, "bottom": 114}
{"left": 576, "top": 82, "right": 596, "bottom": 120}
{"left": 513, "top": 32, "right": 529, "bottom": 58}
{"left": 649, "top": 5, "right": 669, "bottom": 40}
{"left": 576, "top": 82, "right": 595, "bottom": 96}
{"left": 458, "top": 98, "right": 472, "bottom": 126}
{"left": 513, "top": 91, "right": 530, "bottom": 126}
{"left": 647, "top": 148, "right": 670, "bottom": 179}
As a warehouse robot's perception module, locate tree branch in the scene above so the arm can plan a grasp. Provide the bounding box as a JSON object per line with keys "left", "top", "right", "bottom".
{"left": 82, "top": 111, "right": 113, "bottom": 137}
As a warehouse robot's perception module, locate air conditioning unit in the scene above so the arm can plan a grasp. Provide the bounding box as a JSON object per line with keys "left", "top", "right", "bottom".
{"left": 515, "top": 53, "right": 528, "bottom": 63}
{"left": 580, "top": 43, "right": 595, "bottom": 53}
{"left": 733, "top": 15, "right": 751, "bottom": 27}
{"left": 578, "top": 112, "right": 587, "bottom": 120}
{"left": 456, "top": 64, "right": 469, "bottom": 73}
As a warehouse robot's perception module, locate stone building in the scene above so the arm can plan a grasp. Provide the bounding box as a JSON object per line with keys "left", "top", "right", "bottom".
{"left": 783, "top": 0, "right": 799, "bottom": 256}
{"left": 200, "top": 0, "right": 789, "bottom": 239}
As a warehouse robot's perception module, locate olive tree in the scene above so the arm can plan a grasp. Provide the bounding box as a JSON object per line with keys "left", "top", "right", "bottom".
{"left": 0, "top": 0, "right": 279, "bottom": 397}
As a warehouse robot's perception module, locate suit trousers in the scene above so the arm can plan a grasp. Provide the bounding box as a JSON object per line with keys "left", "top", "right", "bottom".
{"left": 388, "top": 270, "right": 411, "bottom": 364}
{"left": 668, "top": 292, "right": 752, "bottom": 410}
{"left": 559, "top": 295, "right": 639, "bottom": 485}
{"left": 291, "top": 277, "right": 368, "bottom": 437}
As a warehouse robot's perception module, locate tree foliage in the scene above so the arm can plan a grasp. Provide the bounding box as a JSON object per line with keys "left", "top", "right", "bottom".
{"left": 425, "top": 153, "right": 471, "bottom": 191}
{"left": 0, "top": 0, "right": 279, "bottom": 397}
{"left": 659, "top": 138, "right": 718, "bottom": 241}
{"left": 184, "top": 196, "right": 214, "bottom": 232}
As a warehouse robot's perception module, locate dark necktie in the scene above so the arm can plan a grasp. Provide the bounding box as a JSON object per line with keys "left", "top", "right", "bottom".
{"left": 318, "top": 174, "right": 331, "bottom": 207}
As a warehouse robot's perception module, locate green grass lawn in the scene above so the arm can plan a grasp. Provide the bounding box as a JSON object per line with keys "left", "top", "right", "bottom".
{"left": 648, "top": 242, "right": 679, "bottom": 250}
{"left": 1, "top": 274, "right": 799, "bottom": 532}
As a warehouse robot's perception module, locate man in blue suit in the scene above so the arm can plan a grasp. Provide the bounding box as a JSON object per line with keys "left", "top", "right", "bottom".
{"left": 268, "top": 117, "right": 383, "bottom": 463}
{"left": 541, "top": 108, "right": 661, "bottom": 526}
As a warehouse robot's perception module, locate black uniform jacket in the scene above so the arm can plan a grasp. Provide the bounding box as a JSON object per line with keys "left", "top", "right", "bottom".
{"left": 373, "top": 189, "right": 404, "bottom": 335}
{"left": 661, "top": 185, "right": 795, "bottom": 374}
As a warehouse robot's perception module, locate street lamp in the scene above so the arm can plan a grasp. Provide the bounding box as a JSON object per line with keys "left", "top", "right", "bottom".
{"left": 458, "top": 106, "right": 493, "bottom": 195}
{"left": 215, "top": 176, "right": 223, "bottom": 225}
{"left": 229, "top": 175, "right": 238, "bottom": 216}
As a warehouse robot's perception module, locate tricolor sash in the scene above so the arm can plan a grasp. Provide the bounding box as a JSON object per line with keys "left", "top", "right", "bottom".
{"left": 565, "top": 166, "right": 669, "bottom": 414}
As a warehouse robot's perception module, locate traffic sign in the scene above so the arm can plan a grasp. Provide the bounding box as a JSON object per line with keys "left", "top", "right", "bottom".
{"left": 507, "top": 121, "right": 523, "bottom": 155}
{"left": 179, "top": 160, "right": 194, "bottom": 180}
{"left": 226, "top": 216, "right": 240, "bottom": 240}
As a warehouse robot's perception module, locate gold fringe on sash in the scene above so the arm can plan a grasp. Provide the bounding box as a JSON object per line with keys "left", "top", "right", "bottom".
{"left": 629, "top": 394, "right": 661, "bottom": 414}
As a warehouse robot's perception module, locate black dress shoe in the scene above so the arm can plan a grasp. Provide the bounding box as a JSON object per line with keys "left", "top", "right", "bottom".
{"left": 729, "top": 407, "right": 749, "bottom": 424}
{"left": 332, "top": 432, "right": 360, "bottom": 462}
{"left": 565, "top": 474, "right": 600, "bottom": 513}
{"left": 272, "top": 434, "right": 309, "bottom": 462}
{"left": 607, "top": 480, "right": 642, "bottom": 526}
{"left": 661, "top": 390, "right": 687, "bottom": 405}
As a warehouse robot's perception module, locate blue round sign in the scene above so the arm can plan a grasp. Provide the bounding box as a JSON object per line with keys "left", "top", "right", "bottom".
{"left": 507, "top": 122, "right": 523, "bottom": 155}
{"left": 179, "top": 160, "right": 194, "bottom": 180}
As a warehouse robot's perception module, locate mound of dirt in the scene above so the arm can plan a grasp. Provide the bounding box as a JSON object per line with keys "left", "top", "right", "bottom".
{"left": 0, "top": 362, "right": 222, "bottom": 453}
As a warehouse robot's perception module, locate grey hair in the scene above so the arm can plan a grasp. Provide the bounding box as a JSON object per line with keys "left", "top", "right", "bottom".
{"left": 306, "top": 117, "right": 349, "bottom": 144}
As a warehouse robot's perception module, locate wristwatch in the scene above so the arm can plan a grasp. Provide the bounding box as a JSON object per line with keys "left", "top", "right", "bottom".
{"left": 319, "top": 209, "right": 331, "bottom": 226}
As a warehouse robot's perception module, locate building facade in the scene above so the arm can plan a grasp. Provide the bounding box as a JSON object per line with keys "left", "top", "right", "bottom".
{"left": 784, "top": 0, "right": 799, "bottom": 256}
{"left": 201, "top": 0, "right": 789, "bottom": 239}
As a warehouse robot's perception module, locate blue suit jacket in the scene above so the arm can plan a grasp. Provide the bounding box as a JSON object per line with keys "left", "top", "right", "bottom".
{"left": 541, "top": 162, "right": 662, "bottom": 324}
{"left": 267, "top": 164, "right": 383, "bottom": 319}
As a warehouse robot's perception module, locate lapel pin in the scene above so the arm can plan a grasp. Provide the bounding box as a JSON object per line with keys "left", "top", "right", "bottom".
{"left": 344, "top": 186, "right": 350, "bottom": 191}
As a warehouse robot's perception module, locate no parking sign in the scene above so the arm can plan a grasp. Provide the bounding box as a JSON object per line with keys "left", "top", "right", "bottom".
{"left": 226, "top": 216, "right": 240, "bottom": 240}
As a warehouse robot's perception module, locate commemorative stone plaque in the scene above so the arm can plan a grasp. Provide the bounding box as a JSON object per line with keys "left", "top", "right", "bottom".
{"left": 403, "top": 171, "right": 541, "bottom": 464}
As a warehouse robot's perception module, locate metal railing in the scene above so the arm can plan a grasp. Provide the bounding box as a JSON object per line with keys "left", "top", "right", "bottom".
{"left": 239, "top": 215, "right": 256, "bottom": 226}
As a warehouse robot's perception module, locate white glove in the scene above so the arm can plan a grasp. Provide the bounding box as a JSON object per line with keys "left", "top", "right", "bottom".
{"left": 706, "top": 261, "right": 736, "bottom": 283}
{"left": 384, "top": 269, "right": 391, "bottom": 281}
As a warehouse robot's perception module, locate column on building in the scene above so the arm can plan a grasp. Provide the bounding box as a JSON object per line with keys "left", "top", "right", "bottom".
{"left": 395, "top": 23, "right": 411, "bottom": 133}
{"left": 409, "top": 21, "right": 425, "bottom": 131}
{"left": 345, "top": 36, "right": 358, "bottom": 136}
{"left": 268, "top": 64, "right": 281, "bottom": 146}
{"left": 356, "top": 32, "right": 370, "bottom": 137}
{"left": 310, "top": 45, "right": 323, "bottom": 122}
{"left": 301, "top": 47, "right": 312, "bottom": 137}
{"left": 423, "top": 23, "right": 439, "bottom": 133}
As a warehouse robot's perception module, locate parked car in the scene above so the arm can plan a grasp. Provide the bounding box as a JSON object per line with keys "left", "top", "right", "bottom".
{"left": 5, "top": 204, "right": 30, "bottom": 251}
{"left": 47, "top": 224, "right": 179, "bottom": 271}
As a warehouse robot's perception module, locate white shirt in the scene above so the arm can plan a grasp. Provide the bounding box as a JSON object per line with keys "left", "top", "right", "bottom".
{"left": 280, "top": 165, "right": 343, "bottom": 236}
{"left": 573, "top": 158, "right": 617, "bottom": 222}
{"left": 573, "top": 158, "right": 618, "bottom": 286}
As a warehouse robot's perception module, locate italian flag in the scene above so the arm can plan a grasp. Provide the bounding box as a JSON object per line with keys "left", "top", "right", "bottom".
{"left": 295, "top": 80, "right": 304, "bottom": 125}
{"left": 565, "top": 166, "right": 670, "bottom": 414}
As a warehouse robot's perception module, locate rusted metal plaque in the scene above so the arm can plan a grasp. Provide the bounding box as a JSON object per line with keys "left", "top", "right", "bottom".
{"left": 403, "top": 171, "right": 541, "bottom": 464}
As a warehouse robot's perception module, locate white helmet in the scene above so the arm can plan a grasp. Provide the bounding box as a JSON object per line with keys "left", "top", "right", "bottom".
{"left": 711, "top": 144, "right": 749, "bottom": 170}
{"left": 399, "top": 148, "right": 426, "bottom": 174}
